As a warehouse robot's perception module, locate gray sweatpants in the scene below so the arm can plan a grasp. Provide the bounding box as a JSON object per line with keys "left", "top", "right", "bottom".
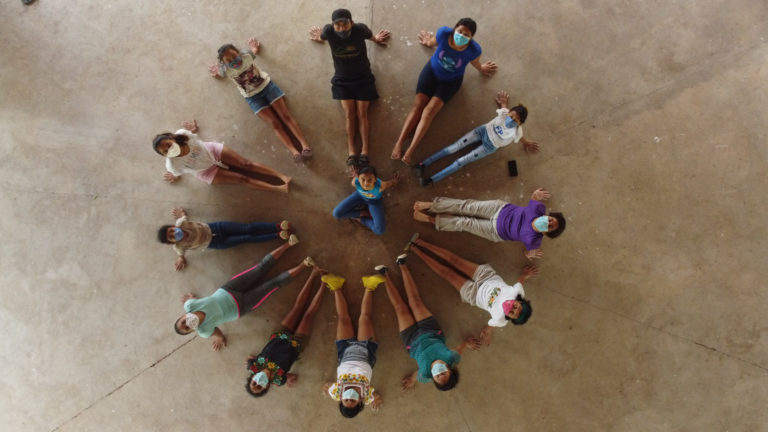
{"left": 431, "top": 197, "right": 506, "bottom": 242}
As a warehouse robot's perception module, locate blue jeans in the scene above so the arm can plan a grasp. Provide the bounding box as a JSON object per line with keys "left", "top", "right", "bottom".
{"left": 421, "top": 126, "right": 497, "bottom": 183}
{"left": 332, "top": 193, "right": 386, "bottom": 235}
{"left": 208, "top": 221, "right": 280, "bottom": 249}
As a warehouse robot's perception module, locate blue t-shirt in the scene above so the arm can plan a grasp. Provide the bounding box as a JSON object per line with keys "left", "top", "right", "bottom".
{"left": 409, "top": 333, "right": 461, "bottom": 383}
{"left": 354, "top": 178, "right": 382, "bottom": 200}
{"left": 183, "top": 288, "right": 239, "bottom": 338}
{"left": 429, "top": 26, "right": 482, "bottom": 81}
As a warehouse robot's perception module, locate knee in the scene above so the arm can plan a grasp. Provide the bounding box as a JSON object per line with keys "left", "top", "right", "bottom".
{"left": 421, "top": 104, "right": 440, "bottom": 119}
{"left": 372, "top": 224, "right": 385, "bottom": 235}
{"left": 394, "top": 303, "right": 411, "bottom": 317}
{"left": 267, "top": 118, "right": 284, "bottom": 131}
{"left": 343, "top": 106, "right": 356, "bottom": 121}
{"left": 332, "top": 207, "right": 344, "bottom": 219}
{"left": 356, "top": 108, "right": 368, "bottom": 122}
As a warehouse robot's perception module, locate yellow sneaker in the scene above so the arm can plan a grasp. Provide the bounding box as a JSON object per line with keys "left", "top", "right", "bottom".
{"left": 321, "top": 274, "right": 346, "bottom": 291}
{"left": 361, "top": 274, "right": 386, "bottom": 291}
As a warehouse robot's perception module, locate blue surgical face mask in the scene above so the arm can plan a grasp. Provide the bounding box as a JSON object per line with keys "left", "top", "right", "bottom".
{"left": 505, "top": 116, "right": 518, "bottom": 129}
{"left": 335, "top": 30, "right": 351, "bottom": 39}
{"left": 228, "top": 56, "right": 242, "bottom": 69}
{"left": 252, "top": 371, "right": 269, "bottom": 388}
{"left": 453, "top": 31, "right": 471, "bottom": 46}
{"left": 533, "top": 216, "right": 550, "bottom": 232}
{"left": 431, "top": 362, "right": 449, "bottom": 377}
{"left": 342, "top": 388, "right": 360, "bottom": 401}
{"left": 173, "top": 227, "right": 184, "bottom": 242}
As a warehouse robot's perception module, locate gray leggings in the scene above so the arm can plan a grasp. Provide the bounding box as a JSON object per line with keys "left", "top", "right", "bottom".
{"left": 221, "top": 253, "right": 291, "bottom": 314}
{"left": 431, "top": 197, "right": 506, "bottom": 242}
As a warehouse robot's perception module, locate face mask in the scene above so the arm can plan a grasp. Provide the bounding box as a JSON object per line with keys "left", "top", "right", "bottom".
{"left": 342, "top": 388, "right": 360, "bottom": 401}
{"left": 184, "top": 313, "right": 199, "bottom": 330}
{"left": 505, "top": 116, "right": 518, "bottom": 129}
{"left": 431, "top": 362, "right": 449, "bottom": 378}
{"left": 228, "top": 56, "right": 243, "bottom": 69}
{"left": 252, "top": 371, "right": 269, "bottom": 388}
{"left": 173, "top": 227, "right": 184, "bottom": 242}
{"left": 502, "top": 299, "right": 517, "bottom": 316}
{"left": 335, "top": 30, "right": 351, "bottom": 39}
{"left": 166, "top": 143, "right": 181, "bottom": 158}
{"left": 453, "top": 31, "right": 470, "bottom": 46}
{"left": 533, "top": 216, "right": 550, "bottom": 232}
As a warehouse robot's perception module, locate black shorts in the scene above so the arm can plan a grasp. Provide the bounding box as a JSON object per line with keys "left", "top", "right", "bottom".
{"left": 335, "top": 339, "right": 379, "bottom": 367}
{"left": 331, "top": 74, "right": 379, "bottom": 101}
{"left": 415, "top": 62, "right": 463, "bottom": 102}
{"left": 399, "top": 316, "right": 443, "bottom": 351}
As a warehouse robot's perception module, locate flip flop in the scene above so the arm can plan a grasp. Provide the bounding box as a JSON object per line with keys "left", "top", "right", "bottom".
{"left": 301, "top": 148, "right": 313, "bottom": 160}
{"left": 358, "top": 154, "right": 370, "bottom": 166}
{"left": 346, "top": 154, "right": 358, "bottom": 167}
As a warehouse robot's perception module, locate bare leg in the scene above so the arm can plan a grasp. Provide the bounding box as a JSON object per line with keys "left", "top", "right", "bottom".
{"left": 211, "top": 169, "right": 288, "bottom": 193}
{"left": 356, "top": 287, "right": 376, "bottom": 341}
{"left": 410, "top": 246, "right": 469, "bottom": 292}
{"left": 281, "top": 268, "right": 320, "bottom": 332}
{"left": 271, "top": 98, "right": 311, "bottom": 151}
{"left": 382, "top": 272, "right": 416, "bottom": 331}
{"left": 257, "top": 107, "right": 301, "bottom": 157}
{"left": 401, "top": 97, "right": 445, "bottom": 164}
{"left": 413, "top": 210, "right": 436, "bottom": 224}
{"left": 269, "top": 241, "right": 293, "bottom": 260}
{"left": 219, "top": 146, "right": 292, "bottom": 185}
{"left": 356, "top": 100, "right": 371, "bottom": 156}
{"left": 340, "top": 100, "right": 357, "bottom": 156}
{"left": 391, "top": 93, "right": 429, "bottom": 159}
{"left": 413, "top": 238, "right": 479, "bottom": 280}
{"left": 398, "top": 262, "right": 432, "bottom": 322}
{"left": 294, "top": 279, "right": 326, "bottom": 337}
{"left": 334, "top": 288, "right": 355, "bottom": 340}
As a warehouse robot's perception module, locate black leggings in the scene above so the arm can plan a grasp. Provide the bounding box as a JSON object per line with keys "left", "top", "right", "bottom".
{"left": 221, "top": 253, "right": 291, "bottom": 316}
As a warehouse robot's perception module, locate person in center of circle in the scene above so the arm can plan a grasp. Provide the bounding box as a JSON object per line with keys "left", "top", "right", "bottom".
{"left": 332, "top": 165, "right": 400, "bottom": 235}
{"left": 391, "top": 17, "right": 497, "bottom": 165}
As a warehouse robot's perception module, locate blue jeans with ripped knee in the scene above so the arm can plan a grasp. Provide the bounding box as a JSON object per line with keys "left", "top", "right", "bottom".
{"left": 421, "top": 126, "right": 497, "bottom": 183}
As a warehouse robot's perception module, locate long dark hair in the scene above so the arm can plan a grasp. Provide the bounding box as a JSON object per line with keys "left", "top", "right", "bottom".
{"left": 339, "top": 401, "right": 364, "bottom": 418}
{"left": 546, "top": 212, "right": 566, "bottom": 239}
{"left": 433, "top": 367, "right": 459, "bottom": 391}
{"left": 152, "top": 132, "right": 189, "bottom": 155}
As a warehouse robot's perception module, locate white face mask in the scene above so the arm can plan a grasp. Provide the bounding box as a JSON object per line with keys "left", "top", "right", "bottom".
{"left": 166, "top": 143, "right": 181, "bottom": 158}
{"left": 252, "top": 371, "right": 269, "bottom": 388}
{"left": 184, "top": 312, "right": 199, "bottom": 330}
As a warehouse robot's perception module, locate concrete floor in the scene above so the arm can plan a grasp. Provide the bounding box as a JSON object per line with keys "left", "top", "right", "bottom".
{"left": 1, "top": 0, "right": 767, "bottom": 431}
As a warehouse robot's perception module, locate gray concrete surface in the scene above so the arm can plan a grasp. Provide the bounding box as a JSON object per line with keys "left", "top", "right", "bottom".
{"left": 1, "top": 0, "right": 767, "bottom": 431}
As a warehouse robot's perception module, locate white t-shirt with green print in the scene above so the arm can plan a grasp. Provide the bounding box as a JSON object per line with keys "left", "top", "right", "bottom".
{"left": 475, "top": 276, "right": 525, "bottom": 327}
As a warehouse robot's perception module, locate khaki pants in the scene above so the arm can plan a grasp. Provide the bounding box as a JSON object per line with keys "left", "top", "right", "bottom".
{"left": 431, "top": 197, "right": 506, "bottom": 242}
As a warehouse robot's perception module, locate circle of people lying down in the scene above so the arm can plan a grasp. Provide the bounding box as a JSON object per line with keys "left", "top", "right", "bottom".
{"left": 153, "top": 10, "right": 566, "bottom": 418}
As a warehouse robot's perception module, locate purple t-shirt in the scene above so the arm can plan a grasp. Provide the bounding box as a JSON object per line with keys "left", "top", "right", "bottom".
{"left": 429, "top": 26, "right": 482, "bottom": 81}
{"left": 495, "top": 200, "right": 546, "bottom": 250}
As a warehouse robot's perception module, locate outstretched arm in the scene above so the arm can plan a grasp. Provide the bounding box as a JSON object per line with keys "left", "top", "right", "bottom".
{"left": 370, "top": 390, "right": 383, "bottom": 411}
{"left": 248, "top": 37, "right": 261, "bottom": 55}
{"left": 370, "top": 29, "right": 391, "bottom": 46}
{"left": 211, "top": 328, "right": 227, "bottom": 351}
{"left": 401, "top": 371, "right": 418, "bottom": 391}
{"left": 380, "top": 172, "right": 401, "bottom": 192}
{"left": 456, "top": 336, "right": 481, "bottom": 355}
{"left": 531, "top": 188, "right": 551, "bottom": 201}
{"left": 520, "top": 136, "right": 539, "bottom": 153}
{"left": 174, "top": 256, "right": 187, "bottom": 271}
{"left": 285, "top": 373, "right": 298, "bottom": 388}
{"left": 479, "top": 326, "right": 493, "bottom": 346}
{"left": 524, "top": 248, "right": 543, "bottom": 260}
{"left": 470, "top": 57, "right": 498, "bottom": 77}
{"left": 171, "top": 207, "right": 187, "bottom": 219}
{"left": 518, "top": 264, "right": 539, "bottom": 283}
{"left": 417, "top": 30, "right": 437, "bottom": 48}
{"left": 308, "top": 26, "right": 324, "bottom": 42}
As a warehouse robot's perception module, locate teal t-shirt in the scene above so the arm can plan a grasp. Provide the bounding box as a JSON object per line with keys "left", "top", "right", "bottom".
{"left": 409, "top": 333, "right": 461, "bottom": 383}
{"left": 184, "top": 288, "right": 239, "bottom": 338}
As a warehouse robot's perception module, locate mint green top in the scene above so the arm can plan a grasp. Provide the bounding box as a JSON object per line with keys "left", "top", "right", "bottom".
{"left": 184, "top": 288, "right": 238, "bottom": 338}
{"left": 409, "top": 333, "right": 461, "bottom": 383}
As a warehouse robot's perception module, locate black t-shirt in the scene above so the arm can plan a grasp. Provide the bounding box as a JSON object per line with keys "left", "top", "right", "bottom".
{"left": 321, "top": 23, "right": 374, "bottom": 79}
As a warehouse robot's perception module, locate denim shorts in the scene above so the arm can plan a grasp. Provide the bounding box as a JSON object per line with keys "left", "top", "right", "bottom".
{"left": 245, "top": 80, "right": 285, "bottom": 114}
{"left": 335, "top": 339, "right": 378, "bottom": 367}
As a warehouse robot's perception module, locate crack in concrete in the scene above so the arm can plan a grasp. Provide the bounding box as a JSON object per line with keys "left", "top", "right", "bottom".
{"left": 50, "top": 337, "right": 198, "bottom": 432}
{"left": 543, "top": 287, "right": 768, "bottom": 373}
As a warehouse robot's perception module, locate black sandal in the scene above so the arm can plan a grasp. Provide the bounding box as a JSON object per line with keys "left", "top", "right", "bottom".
{"left": 346, "top": 154, "right": 358, "bottom": 167}
{"left": 358, "top": 154, "right": 370, "bottom": 166}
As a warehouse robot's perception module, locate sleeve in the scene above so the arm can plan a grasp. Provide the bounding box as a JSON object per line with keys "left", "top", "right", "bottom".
{"left": 247, "top": 358, "right": 257, "bottom": 371}
{"left": 165, "top": 158, "right": 182, "bottom": 177}
{"left": 436, "top": 26, "right": 450, "bottom": 42}
{"left": 217, "top": 63, "right": 227, "bottom": 77}
{"left": 487, "top": 317, "right": 509, "bottom": 328}
{"left": 450, "top": 350, "right": 462, "bottom": 366}
{"left": 327, "top": 383, "right": 340, "bottom": 400}
{"left": 321, "top": 24, "right": 333, "bottom": 40}
{"left": 358, "top": 23, "right": 373, "bottom": 39}
{"left": 375, "top": 178, "right": 382, "bottom": 188}
{"left": 365, "top": 387, "right": 376, "bottom": 405}
{"left": 174, "top": 216, "right": 187, "bottom": 227}
{"left": 172, "top": 244, "right": 185, "bottom": 257}
{"left": 515, "top": 125, "right": 524, "bottom": 143}
{"left": 183, "top": 299, "right": 194, "bottom": 313}
{"left": 495, "top": 108, "right": 509, "bottom": 120}
{"left": 470, "top": 42, "right": 482, "bottom": 61}
{"left": 529, "top": 200, "right": 546, "bottom": 216}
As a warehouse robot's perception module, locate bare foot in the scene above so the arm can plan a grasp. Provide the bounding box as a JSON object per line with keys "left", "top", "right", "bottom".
{"left": 390, "top": 146, "right": 402, "bottom": 160}
{"left": 400, "top": 155, "right": 412, "bottom": 166}
{"left": 281, "top": 175, "right": 292, "bottom": 185}
{"left": 413, "top": 201, "right": 431, "bottom": 212}
{"left": 278, "top": 183, "right": 290, "bottom": 193}
{"left": 413, "top": 210, "right": 432, "bottom": 223}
